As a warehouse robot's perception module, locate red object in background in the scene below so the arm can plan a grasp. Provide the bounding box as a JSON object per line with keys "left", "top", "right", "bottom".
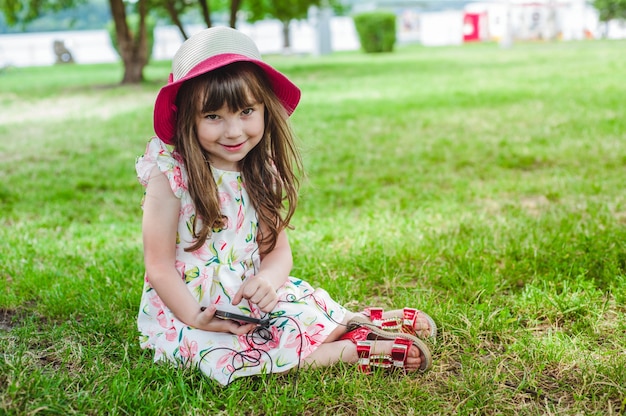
{"left": 463, "top": 13, "right": 483, "bottom": 42}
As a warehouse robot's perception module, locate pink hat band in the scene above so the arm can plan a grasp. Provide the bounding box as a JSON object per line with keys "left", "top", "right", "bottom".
{"left": 153, "top": 27, "right": 301, "bottom": 143}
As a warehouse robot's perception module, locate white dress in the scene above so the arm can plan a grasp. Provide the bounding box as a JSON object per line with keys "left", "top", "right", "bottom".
{"left": 135, "top": 137, "right": 347, "bottom": 385}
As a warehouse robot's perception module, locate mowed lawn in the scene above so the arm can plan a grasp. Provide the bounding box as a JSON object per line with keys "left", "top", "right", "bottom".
{"left": 1, "top": 38, "right": 625, "bottom": 415}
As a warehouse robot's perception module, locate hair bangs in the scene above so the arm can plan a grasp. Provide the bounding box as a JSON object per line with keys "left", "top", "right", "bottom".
{"left": 199, "top": 64, "right": 267, "bottom": 114}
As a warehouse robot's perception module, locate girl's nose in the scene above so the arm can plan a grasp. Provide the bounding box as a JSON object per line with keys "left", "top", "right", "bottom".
{"left": 224, "top": 118, "right": 243, "bottom": 139}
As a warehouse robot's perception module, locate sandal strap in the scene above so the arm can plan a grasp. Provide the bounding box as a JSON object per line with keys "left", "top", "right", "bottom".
{"left": 362, "top": 306, "right": 437, "bottom": 339}
{"left": 403, "top": 307, "right": 418, "bottom": 326}
{"left": 391, "top": 338, "right": 411, "bottom": 368}
{"left": 356, "top": 341, "right": 373, "bottom": 373}
{"left": 363, "top": 307, "right": 417, "bottom": 328}
{"left": 363, "top": 307, "right": 399, "bottom": 329}
{"left": 401, "top": 307, "right": 418, "bottom": 335}
{"left": 364, "top": 307, "right": 384, "bottom": 326}
{"left": 356, "top": 340, "right": 404, "bottom": 373}
{"left": 343, "top": 316, "right": 433, "bottom": 371}
{"left": 357, "top": 341, "right": 393, "bottom": 373}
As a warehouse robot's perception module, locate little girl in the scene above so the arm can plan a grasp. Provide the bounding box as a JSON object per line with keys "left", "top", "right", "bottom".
{"left": 136, "top": 26, "right": 437, "bottom": 385}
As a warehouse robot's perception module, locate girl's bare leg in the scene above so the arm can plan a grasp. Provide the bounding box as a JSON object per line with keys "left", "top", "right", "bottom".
{"left": 321, "top": 311, "right": 357, "bottom": 342}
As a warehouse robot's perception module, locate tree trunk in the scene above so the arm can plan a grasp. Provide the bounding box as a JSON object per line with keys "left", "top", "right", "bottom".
{"left": 282, "top": 20, "right": 291, "bottom": 51}
{"left": 109, "top": 0, "right": 149, "bottom": 84}
{"left": 229, "top": 0, "right": 241, "bottom": 28}
{"left": 165, "top": 0, "right": 188, "bottom": 40}
{"left": 198, "top": 0, "right": 212, "bottom": 28}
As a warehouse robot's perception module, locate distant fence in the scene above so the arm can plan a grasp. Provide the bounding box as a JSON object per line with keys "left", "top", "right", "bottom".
{"left": 0, "top": 18, "right": 361, "bottom": 68}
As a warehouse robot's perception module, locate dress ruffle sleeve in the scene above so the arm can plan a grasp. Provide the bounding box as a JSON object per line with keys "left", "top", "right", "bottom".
{"left": 136, "top": 137, "right": 188, "bottom": 199}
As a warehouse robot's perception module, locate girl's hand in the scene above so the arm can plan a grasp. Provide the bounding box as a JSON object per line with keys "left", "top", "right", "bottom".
{"left": 232, "top": 275, "right": 279, "bottom": 313}
{"left": 195, "top": 305, "right": 257, "bottom": 335}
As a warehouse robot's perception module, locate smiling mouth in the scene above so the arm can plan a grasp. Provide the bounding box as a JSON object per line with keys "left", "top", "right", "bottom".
{"left": 222, "top": 142, "right": 245, "bottom": 151}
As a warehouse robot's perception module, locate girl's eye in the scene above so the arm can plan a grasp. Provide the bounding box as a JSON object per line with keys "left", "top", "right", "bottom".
{"left": 204, "top": 114, "right": 219, "bottom": 120}
{"left": 241, "top": 108, "right": 254, "bottom": 116}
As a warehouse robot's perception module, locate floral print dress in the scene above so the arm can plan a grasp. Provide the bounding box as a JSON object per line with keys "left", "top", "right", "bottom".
{"left": 135, "top": 137, "right": 346, "bottom": 385}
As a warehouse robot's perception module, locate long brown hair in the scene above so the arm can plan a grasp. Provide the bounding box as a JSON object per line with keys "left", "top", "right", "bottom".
{"left": 172, "top": 62, "right": 302, "bottom": 255}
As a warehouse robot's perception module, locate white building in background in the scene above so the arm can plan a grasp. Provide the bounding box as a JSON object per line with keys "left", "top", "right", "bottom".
{"left": 463, "top": 0, "right": 603, "bottom": 42}
{"left": 391, "top": 0, "right": 624, "bottom": 45}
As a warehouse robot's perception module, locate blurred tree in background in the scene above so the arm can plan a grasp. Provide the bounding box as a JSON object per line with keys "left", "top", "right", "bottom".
{"left": 0, "top": 0, "right": 110, "bottom": 33}
{"left": 593, "top": 0, "right": 626, "bottom": 36}
{"left": 594, "top": 0, "right": 626, "bottom": 20}
{"left": 246, "top": 0, "right": 345, "bottom": 51}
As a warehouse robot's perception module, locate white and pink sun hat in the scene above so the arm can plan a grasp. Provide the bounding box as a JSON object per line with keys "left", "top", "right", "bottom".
{"left": 153, "top": 26, "right": 301, "bottom": 144}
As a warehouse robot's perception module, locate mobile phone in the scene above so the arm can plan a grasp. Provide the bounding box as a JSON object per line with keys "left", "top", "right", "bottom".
{"left": 214, "top": 310, "right": 269, "bottom": 326}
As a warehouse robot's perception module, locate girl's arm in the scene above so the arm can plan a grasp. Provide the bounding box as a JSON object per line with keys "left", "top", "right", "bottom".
{"left": 142, "top": 166, "right": 255, "bottom": 334}
{"left": 257, "top": 228, "right": 293, "bottom": 288}
{"left": 232, "top": 226, "right": 292, "bottom": 312}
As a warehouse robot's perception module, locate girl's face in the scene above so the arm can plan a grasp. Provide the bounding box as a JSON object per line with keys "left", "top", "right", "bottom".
{"left": 195, "top": 100, "right": 265, "bottom": 171}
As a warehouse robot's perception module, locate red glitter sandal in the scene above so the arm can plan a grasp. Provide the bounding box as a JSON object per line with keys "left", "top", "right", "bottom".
{"left": 340, "top": 324, "right": 433, "bottom": 372}
{"left": 354, "top": 307, "right": 438, "bottom": 339}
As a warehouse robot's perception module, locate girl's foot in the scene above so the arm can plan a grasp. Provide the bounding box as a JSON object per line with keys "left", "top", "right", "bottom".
{"left": 340, "top": 324, "right": 432, "bottom": 372}
{"left": 359, "top": 307, "right": 437, "bottom": 339}
{"left": 363, "top": 339, "right": 424, "bottom": 372}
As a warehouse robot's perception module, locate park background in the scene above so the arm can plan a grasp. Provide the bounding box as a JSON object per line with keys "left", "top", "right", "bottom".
{"left": 2, "top": 0, "right": 626, "bottom": 68}
{"left": 1, "top": 0, "right": 626, "bottom": 414}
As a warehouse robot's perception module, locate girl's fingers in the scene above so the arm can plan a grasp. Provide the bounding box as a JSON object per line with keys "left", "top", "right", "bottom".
{"left": 232, "top": 285, "right": 244, "bottom": 305}
{"left": 230, "top": 322, "right": 257, "bottom": 335}
{"left": 256, "top": 293, "right": 278, "bottom": 312}
{"left": 201, "top": 304, "right": 216, "bottom": 318}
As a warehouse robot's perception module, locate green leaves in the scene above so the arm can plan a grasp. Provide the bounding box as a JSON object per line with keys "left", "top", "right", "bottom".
{"left": 0, "top": 0, "right": 86, "bottom": 26}
{"left": 593, "top": 0, "right": 626, "bottom": 22}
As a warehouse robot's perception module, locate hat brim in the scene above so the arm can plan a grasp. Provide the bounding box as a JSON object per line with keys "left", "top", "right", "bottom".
{"left": 153, "top": 53, "right": 301, "bottom": 144}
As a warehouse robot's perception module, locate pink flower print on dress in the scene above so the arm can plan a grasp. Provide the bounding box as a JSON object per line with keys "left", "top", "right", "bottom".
{"left": 240, "top": 325, "right": 281, "bottom": 353}
{"left": 156, "top": 309, "right": 170, "bottom": 329}
{"left": 189, "top": 268, "right": 212, "bottom": 300}
{"left": 312, "top": 293, "right": 330, "bottom": 314}
{"left": 285, "top": 323, "right": 325, "bottom": 357}
{"left": 229, "top": 179, "right": 242, "bottom": 193}
{"left": 179, "top": 336, "right": 198, "bottom": 360}
{"left": 174, "top": 260, "right": 186, "bottom": 277}
{"left": 223, "top": 216, "right": 233, "bottom": 231}
{"left": 190, "top": 242, "right": 212, "bottom": 262}
{"left": 218, "top": 191, "right": 232, "bottom": 209}
{"left": 165, "top": 326, "right": 177, "bottom": 341}
{"left": 244, "top": 242, "right": 255, "bottom": 254}
{"left": 305, "top": 323, "right": 326, "bottom": 345}
{"left": 169, "top": 166, "right": 187, "bottom": 191}
{"left": 148, "top": 292, "right": 165, "bottom": 310}
{"left": 180, "top": 201, "right": 195, "bottom": 217}
{"left": 215, "top": 349, "right": 240, "bottom": 374}
{"left": 236, "top": 205, "right": 244, "bottom": 232}
{"left": 172, "top": 151, "right": 185, "bottom": 166}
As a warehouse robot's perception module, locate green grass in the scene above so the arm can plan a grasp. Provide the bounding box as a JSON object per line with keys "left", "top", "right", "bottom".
{"left": 1, "top": 39, "right": 626, "bottom": 415}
